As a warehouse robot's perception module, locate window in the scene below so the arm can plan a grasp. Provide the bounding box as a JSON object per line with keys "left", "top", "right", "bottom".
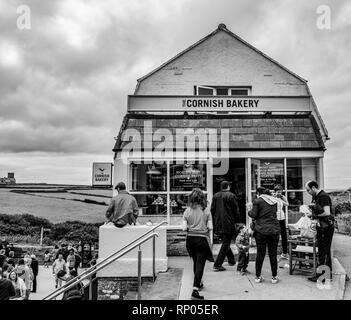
{"left": 170, "top": 161, "right": 207, "bottom": 191}
{"left": 197, "top": 86, "right": 250, "bottom": 96}
{"left": 251, "top": 159, "right": 284, "bottom": 191}
{"left": 130, "top": 161, "right": 167, "bottom": 192}
{"left": 287, "top": 159, "right": 319, "bottom": 190}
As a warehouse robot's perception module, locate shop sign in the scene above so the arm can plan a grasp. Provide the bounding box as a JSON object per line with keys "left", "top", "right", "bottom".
{"left": 92, "top": 162, "right": 113, "bottom": 187}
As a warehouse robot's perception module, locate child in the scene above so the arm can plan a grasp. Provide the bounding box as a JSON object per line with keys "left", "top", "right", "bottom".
{"left": 44, "top": 250, "right": 51, "bottom": 268}
{"left": 235, "top": 224, "right": 251, "bottom": 275}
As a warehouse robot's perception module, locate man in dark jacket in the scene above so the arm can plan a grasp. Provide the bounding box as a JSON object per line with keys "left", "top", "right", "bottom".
{"left": 0, "top": 267, "right": 15, "bottom": 300}
{"left": 30, "top": 254, "right": 39, "bottom": 293}
{"left": 210, "top": 181, "right": 240, "bottom": 271}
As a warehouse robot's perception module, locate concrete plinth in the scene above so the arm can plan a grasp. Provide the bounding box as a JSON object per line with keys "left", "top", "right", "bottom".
{"left": 97, "top": 223, "right": 168, "bottom": 278}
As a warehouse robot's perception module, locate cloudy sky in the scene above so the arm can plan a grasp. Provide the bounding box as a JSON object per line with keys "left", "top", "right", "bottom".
{"left": 0, "top": 0, "right": 350, "bottom": 188}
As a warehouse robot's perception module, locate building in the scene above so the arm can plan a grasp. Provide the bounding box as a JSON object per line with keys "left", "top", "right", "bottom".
{"left": 0, "top": 173, "right": 16, "bottom": 185}
{"left": 112, "top": 24, "right": 328, "bottom": 226}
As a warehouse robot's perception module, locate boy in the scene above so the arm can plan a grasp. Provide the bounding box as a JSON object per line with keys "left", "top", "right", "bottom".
{"left": 235, "top": 224, "right": 251, "bottom": 275}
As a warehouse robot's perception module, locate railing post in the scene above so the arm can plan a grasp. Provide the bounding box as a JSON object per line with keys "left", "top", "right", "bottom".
{"left": 153, "top": 235, "right": 156, "bottom": 282}
{"left": 89, "top": 276, "right": 93, "bottom": 300}
{"left": 137, "top": 245, "right": 142, "bottom": 300}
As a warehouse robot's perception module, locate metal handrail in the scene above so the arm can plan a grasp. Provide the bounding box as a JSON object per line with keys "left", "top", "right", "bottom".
{"left": 43, "top": 232, "right": 159, "bottom": 300}
{"left": 43, "top": 220, "right": 167, "bottom": 300}
{"left": 43, "top": 220, "right": 167, "bottom": 299}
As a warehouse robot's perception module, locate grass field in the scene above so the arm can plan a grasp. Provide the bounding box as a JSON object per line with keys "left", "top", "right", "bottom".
{"left": 0, "top": 186, "right": 112, "bottom": 224}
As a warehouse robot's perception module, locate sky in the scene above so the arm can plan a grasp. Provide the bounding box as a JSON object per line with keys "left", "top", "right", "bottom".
{"left": 0, "top": 0, "right": 350, "bottom": 188}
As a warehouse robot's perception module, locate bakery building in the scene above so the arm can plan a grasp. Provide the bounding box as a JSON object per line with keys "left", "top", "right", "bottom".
{"left": 112, "top": 24, "right": 329, "bottom": 226}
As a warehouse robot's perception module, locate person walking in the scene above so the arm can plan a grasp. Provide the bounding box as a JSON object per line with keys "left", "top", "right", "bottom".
{"left": 74, "top": 251, "right": 82, "bottom": 273}
{"left": 0, "top": 249, "right": 6, "bottom": 269}
{"left": 15, "top": 259, "right": 32, "bottom": 300}
{"left": 66, "top": 250, "right": 76, "bottom": 271}
{"left": 0, "top": 267, "right": 15, "bottom": 301}
{"left": 8, "top": 270, "right": 26, "bottom": 300}
{"left": 272, "top": 185, "right": 289, "bottom": 259}
{"left": 105, "top": 182, "right": 139, "bottom": 227}
{"left": 52, "top": 254, "right": 67, "bottom": 289}
{"left": 248, "top": 187, "right": 281, "bottom": 284}
{"left": 30, "top": 254, "right": 39, "bottom": 293}
{"left": 182, "top": 188, "right": 214, "bottom": 300}
{"left": 305, "top": 180, "right": 335, "bottom": 282}
{"left": 210, "top": 180, "right": 240, "bottom": 271}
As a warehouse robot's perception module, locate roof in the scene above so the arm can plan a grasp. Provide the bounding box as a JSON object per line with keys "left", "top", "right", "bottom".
{"left": 113, "top": 113, "right": 325, "bottom": 153}
{"left": 135, "top": 23, "right": 307, "bottom": 90}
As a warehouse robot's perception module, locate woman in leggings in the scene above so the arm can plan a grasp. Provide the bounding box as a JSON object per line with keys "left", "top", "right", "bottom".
{"left": 248, "top": 187, "right": 281, "bottom": 284}
{"left": 182, "top": 188, "right": 214, "bottom": 300}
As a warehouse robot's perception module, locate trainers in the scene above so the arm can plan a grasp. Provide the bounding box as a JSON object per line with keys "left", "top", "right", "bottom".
{"left": 280, "top": 253, "right": 289, "bottom": 259}
{"left": 271, "top": 276, "right": 279, "bottom": 284}
{"left": 213, "top": 265, "right": 226, "bottom": 272}
{"left": 198, "top": 282, "right": 204, "bottom": 291}
{"left": 254, "top": 276, "right": 264, "bottom": 283}
{"left": 191, "top": 290, "right": 204, "bottom": 300}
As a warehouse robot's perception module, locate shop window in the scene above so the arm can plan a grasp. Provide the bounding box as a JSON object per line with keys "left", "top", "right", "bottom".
{"left": 198, "top": 86, "right": 215, "bottom": 95}
{"left": 230, "top": 88, "right": 249, "bottom": 96}
{"left": 287, "top": 191, "right": 312, "bottom": 224}
{"left": 197, "top": 86, "right": 250, "bottom": 96}
{"left": 251, "top": 159, "right": 284, "bottom": 192}
{"left": 287, "top": 159, "right": 319, "bottom": 190}
{"left": 170, "top": 161, "right": 207, "bottom": 191}
{"left": 134, "top": 194, "right": 167, "bottom": 215}
{"left": 130, "top": 162, "right": 167, "bottom": 192}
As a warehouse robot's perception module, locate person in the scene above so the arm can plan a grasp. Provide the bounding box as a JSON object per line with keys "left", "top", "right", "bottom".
{"left": 210, "top": 180, "right": 240, "bottom": 271}
{"left": 1, "top": 264, "right": 10, "bottom": 279}
{"left": 8, "top": 270, "right": 26, "bottom": 300}
{"left": 248, "top": 187, "right": 280, "bottom": 284}
{"left": 0, "top": 267, "right": 15, "bottom": 301}
{"left": 15, "top": 259, "right": 32, "bottom": 300}
{"left": 235, "top": 224, "right": 251, "bottom": 275}
{"left": 30, "top": 254, "right": 39, "bottom": 293}
{"left": 105, "top": 182, "right": 139, "bottom": 227}
{"left": 66, "top": 250, "right": 76, "bottom": 271}
{"left": 44, "top": 250, "right": 51, "bottom": 268}
{"left": 62, "top": 269, "right": 84, "bottom": 300}
{"left": 272, "top": 184, "right": 289, "bottom": 259}
{"left": 0, "top": 249, "right": 6, "bottom": 268}
{"left": 7, "top": 251, "right": 16, "bottom": 270}
{"left": 74, "top": 251, "right": 82, "bottom": 273}
{"left": 51, "top": 245, "right": 59, "bottom": 261}
{"left": 182, "top": 188, "right": 214, "bottom": 300}
{"left": 305, "top": 180, "right": 335, "bottom": 282}
{"left": 288, "top": 192, "right": 302, "bottom": 211}
{"left": 52, "top": 254, "right": 67, "bottom": 289}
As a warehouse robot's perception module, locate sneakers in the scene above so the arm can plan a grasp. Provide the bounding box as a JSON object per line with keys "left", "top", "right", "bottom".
{"left": 271, "top": 276, "right": 279, "bottom": 284}
{"left": 213, "top": 265, "right": 226, "bottom": 272}
{"left": 280, "top": 253, "right": 289, "bottom": 259}
{"left": 198, "top": 282, "right": 204, "bottom": 291}
{"left": 191, "top": 289, "right": 204, "bottom": 300}
{"left": 254, "top": 276, "right": 264, "bottom": 283}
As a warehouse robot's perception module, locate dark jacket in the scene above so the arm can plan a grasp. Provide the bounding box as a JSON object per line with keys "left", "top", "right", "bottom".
{"left": 248, "top": 196, "right": 280, "bottom": 235}
{"left": 31, "top": 258, "right": 39, "bottom": 276}
{"left": 210, "top": 190, "right": 240, "bottom": 234}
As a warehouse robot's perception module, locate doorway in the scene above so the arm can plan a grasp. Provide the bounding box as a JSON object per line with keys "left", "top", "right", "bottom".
{"left": 212, "top": 158, "right": 246, "bottom": 223}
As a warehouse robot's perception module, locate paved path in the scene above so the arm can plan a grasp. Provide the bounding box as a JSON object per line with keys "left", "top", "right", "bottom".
{"left": 30, "top": 266, "right": 87, "bottom": 300}
{"left": 333, "top": 233, "right": 351, "bottom": 300}
{"left": 170, "top": 255, "right": 339, "bottom": 300}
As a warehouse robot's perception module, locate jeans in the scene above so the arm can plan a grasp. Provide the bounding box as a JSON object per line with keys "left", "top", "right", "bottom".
{"left": 279, "top": 220, "right": 288, "bottom": 255}
{"left": 32, "top": 276, "right": 37, "bottom": 292}
{"left": 186, "top": 236, "right": 210, "bottom": 289}
{"left": 316, "top": 226, "right": 334, "bottom": 272}
{"left": 214, "top": 233, "right": 235, "bottom": 267}
{"left": 255, "top": 232, "right": 279, "bottom": 278}
{"left": 237, "top": 251, "right": 249, "bottom": 271}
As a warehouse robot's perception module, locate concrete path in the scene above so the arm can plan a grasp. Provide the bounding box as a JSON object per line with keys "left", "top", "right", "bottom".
{"left": 170, "top": 255, "right": 339, "bottom": 300}
{"left": 29, "top": 266, "right": 87, "bottom": 300}
{"left": 332, "top": 233, "right": 351, "bottom": 300}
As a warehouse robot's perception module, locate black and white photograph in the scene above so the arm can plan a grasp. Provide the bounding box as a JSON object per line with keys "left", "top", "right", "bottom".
{"left": 0, "top": 0, "right": 350, "bottom": 310}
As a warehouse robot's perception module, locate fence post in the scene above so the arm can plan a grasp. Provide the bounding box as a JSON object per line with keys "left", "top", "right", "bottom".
{"left": 137, "top": 246, "right": 142, "bottom": 300}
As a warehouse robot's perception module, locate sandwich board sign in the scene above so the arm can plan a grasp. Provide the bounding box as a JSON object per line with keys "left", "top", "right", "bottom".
{"left": 92, "top": 163, "right": 113, "bottom": 187}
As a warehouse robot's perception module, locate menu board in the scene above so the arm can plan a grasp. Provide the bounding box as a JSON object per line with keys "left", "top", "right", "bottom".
{"left": 258, "top": 163, "right": 283, "bottom": 190}
{"left": 171, "top": 163, "right": 206, "bottom": 191}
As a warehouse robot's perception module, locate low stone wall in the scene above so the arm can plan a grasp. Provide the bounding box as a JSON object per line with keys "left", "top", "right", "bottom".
{"left": 336, "top": 215, "right": 351, "bottom": 235}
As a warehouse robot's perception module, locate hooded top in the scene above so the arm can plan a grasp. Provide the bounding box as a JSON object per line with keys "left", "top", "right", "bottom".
{"left": 248, "top": 195, "right": 280, "bottom": 235}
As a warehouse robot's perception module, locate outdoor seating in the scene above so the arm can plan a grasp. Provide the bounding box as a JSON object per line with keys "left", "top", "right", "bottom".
{"left": 287, "top": 225, "right": 318, "bottom": 276}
